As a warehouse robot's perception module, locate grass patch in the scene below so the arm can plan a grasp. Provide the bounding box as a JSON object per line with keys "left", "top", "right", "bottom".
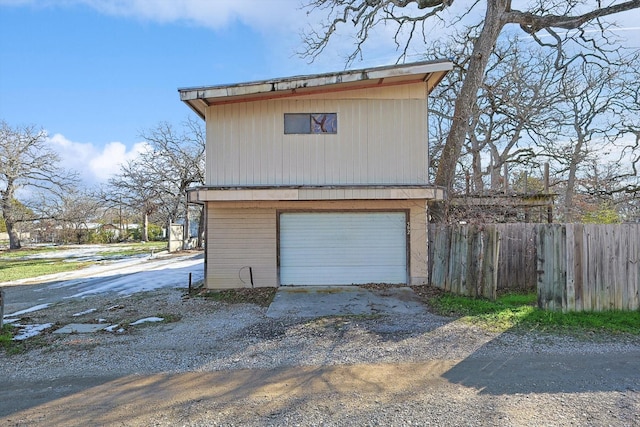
{"left": 0, "top": 246, "right": 67, "bottom": 259}
{"left": 429, "top": 292, "right": 640, "bottom": 335}
{"left": 198, "top": 288, "right": 276, "bottom": 307}
{"left": 0, "top": 324, "right": 38, "bottom": 355}
{"left": 0, "top": 242, "right": 168, "bottom": 281}
{"left": 0, "top": 324, "right": 14, "bottom": 350}
{"left": 0, "top": 258, "right": 92, "bottom": 282}
{"left": 96, "top": 242, "right": 168, "bottom": 257}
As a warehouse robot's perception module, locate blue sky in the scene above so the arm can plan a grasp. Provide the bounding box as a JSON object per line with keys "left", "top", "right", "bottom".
{"left": 1, "top": 0, "right": 378, "bottom": 185}
{"left": 1, "top": 1, "right": 640, "bottom": 186}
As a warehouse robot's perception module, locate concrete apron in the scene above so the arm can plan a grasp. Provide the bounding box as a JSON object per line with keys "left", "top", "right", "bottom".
{"left": 266, "top": 286, "right": 426, "bottom": 318}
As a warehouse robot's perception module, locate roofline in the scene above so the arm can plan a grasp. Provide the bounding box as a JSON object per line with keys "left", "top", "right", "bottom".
{"left": 178, "top": 60, "right": 453, "bottom": 119}
{"left": 178, "top": 59, "right": 452, "bottom": 94}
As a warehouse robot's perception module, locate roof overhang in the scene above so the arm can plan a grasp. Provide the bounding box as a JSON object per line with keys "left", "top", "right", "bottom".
{"left": 179, "top": 60, "right": 453, "bottom": 119}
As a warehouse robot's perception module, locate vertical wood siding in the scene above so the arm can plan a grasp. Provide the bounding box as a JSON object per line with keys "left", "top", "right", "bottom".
{"left": 206, "top": 84, "right": 428, "bottom": 186}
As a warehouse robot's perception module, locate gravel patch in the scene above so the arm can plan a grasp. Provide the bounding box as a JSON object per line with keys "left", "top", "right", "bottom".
{"left": 1, "top": 287, "right": 639, "bottom": 426}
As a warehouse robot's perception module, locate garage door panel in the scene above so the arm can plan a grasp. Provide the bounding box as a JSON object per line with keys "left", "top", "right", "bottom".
{"left": 280, "top": 251, "right": 406, "bottom": 266}
{"left": 279, "top": 212, "right": 407, "bottom": 285}
{"left": 280, "top": 267, "right": 403, "bottom": 285}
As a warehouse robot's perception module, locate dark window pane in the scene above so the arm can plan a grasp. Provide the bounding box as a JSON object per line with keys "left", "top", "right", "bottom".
{"left": 284, "top": 114, "right": 311, "bottom": 134}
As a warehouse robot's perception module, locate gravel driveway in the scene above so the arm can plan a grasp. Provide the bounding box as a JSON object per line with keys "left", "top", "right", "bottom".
{"left": 1, "top": 286, "right": 639, "bottom": 426}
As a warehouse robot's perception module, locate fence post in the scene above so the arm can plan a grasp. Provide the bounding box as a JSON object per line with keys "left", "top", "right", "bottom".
{"left": 0, "top": 288, "right": 4, "bottom": 329}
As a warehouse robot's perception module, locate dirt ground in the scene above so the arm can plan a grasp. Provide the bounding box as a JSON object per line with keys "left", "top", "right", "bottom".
{"left": 1, "top": 283, "right": 639, "bottom": 426}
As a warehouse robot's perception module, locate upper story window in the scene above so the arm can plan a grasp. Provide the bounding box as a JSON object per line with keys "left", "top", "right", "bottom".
{"left": 284, "top": 113, "right": 337, "bottom": 134}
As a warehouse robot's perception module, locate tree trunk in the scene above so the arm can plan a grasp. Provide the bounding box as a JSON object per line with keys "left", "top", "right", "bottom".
{"left": 1, "top": 188, "right": 21, "bottom": 249}
{"left": 197, "top": 205, "right": 205, "bottom": 249}
{"left": 431, "top": 1, "right": 507, "bottom": 221}
{"left": 564, "top": 139, "right": 583, "bottom": 222}
{"left": 184, "top": 202, "right": 190, "bottom": 250}
{"left": 470, "top": 139, "right": 485, "bottom": 194}
{"left": 6, "top": 221, "right": 21, "bottom": 250}
{"left": 142, "top": 211, "right": 149, "bottom": 242}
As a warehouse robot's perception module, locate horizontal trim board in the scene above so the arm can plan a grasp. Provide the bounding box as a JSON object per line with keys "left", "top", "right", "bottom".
{"left": 193, "top": 187, "right": 444, "bottom": 201}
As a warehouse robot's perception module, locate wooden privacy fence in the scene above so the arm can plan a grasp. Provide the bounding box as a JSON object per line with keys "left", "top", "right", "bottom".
{"left": 537, "top": 224, "right": 640, "bottom": 312}
{"left": 429, "top": 224, "right": 499, "bottom": 300}
{"left": 429, "top": 223, "right": 640, "bottom": 311}
{"left": 494, "top": 224, "right": 538, "bottom": 292}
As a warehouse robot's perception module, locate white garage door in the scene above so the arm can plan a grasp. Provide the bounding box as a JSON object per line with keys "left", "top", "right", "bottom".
{"left": 279, "top": 212, "right": 407, "bottom": 286}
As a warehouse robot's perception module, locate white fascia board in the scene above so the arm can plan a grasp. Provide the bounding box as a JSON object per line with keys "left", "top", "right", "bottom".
{"left": 178, "top": 60, "right": 453, "bottom": 102}
{"left": 367, "top": 62, "right": 453, "bottom": 80}
{"left": 226, "top": 83, "right": 274, "bottom": 97}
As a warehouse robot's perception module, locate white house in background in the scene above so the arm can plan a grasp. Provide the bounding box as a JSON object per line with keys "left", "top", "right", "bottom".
{"left": 180, "top": 60, "right": 452, "bottom": 289}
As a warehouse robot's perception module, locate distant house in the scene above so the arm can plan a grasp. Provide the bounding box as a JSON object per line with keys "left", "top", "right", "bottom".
{"left": 87, "top": 223, "right": 140, "bottom": 239}
{"left": 180, "top": 60, "right": 452, "bottom": 289}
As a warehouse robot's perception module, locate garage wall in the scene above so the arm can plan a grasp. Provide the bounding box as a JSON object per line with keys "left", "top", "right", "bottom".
{"left": 408, "top": 203, "right": 428, "bottom": 285}
{"left": 207, "top": 207, "right": 277, "bottom": 288}
{"left": 205, "top": 199, "right": 428, "bottom": 289}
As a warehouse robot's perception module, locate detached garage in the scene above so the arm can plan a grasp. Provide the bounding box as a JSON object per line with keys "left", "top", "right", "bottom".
{"left": 279, "top": 212, "right": 407, "bottom": 286}
{"left": 182, "top": 60, "right": 453, "bottom": 289}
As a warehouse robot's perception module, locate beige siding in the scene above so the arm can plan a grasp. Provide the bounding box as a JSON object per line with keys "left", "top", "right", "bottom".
{"left": 205, "top": 199, "right": 428, "bottom": 289}
{"left": 306, "top": 83, "right": 427, "bottom": 100}
{"left": 206, "top": 84, "right": 428, "bottom": 187}
{"left": 207, "top": 206, "right": 277, "bottom": 288}
{"left": 409, "top": 202, "right": 428, "bottom": 285}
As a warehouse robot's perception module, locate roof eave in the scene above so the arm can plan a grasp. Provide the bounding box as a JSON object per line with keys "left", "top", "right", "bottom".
{"left": 179, "top": 59, "right": 453, "bottom": 118}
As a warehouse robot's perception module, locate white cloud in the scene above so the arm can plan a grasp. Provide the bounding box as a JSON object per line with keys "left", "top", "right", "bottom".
{"left": 1, "top": 0, "right": 308, "bottom": 31}
{"left": 47, "top": 133, "right": 147, "bottom": 186}
{"left": 96, "top": 0, "right": 305, "bottom": 30}
{"left": 89, "top": 140, "right": 148, "bottom": 182}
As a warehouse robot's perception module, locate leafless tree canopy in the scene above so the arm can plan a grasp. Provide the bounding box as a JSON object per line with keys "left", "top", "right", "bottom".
{"left": 0, "top": 121, "right": 78, "bottom": 248}
{"left": 427, "top": 27, "right": 640, "bottom": 222}
{"left": 104, "top": 118, "right": 205, "bottom": 244}
{"left": 302, "top": 0, "right": 640, "bottom": 221}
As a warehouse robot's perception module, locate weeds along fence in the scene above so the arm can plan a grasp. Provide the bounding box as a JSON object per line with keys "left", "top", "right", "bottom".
{"left": 429, "top": 223, "right": 640, "bottom": 312}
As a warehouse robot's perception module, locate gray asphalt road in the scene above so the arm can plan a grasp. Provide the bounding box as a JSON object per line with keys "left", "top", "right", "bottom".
{"left": 1, "top": 352, "right": 639, "bottom": 426}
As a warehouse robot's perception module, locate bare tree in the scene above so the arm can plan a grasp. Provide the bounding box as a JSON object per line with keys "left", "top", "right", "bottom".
{"left": 435, "top": 44, "right": 640, "bottom": 222}
{"left": 610, "top": 80, "right": 640, "bottom": 204}
{"left": 106, "top": 118, "right": 206, "bottom": 246}
{"left": 430, "top": 33, "right": 563, "bottom": 194}
{"left": 0, "top": 121, "right": 78, "bottom": 249}
{"left": 44, "top": 187, "right": 104, "bottom": 244}
{"left": 105, "top": 159, "right": 161, "bottom": 242}
{"left": 540, "top": 59, "right": 640, "bottom": 221}
{"left": 302, "top": 0, "right": 640, "bottom": 221}
{"left": 478, "top": 38, "right": 563, "bottom": 192}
